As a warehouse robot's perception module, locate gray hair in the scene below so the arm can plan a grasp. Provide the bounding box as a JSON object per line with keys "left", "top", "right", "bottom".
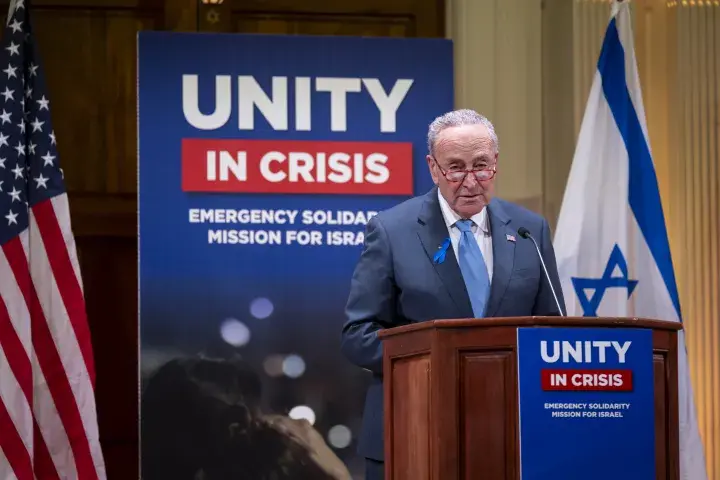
{"left": 427, "top": 109, "right": 499, "bottom": 156}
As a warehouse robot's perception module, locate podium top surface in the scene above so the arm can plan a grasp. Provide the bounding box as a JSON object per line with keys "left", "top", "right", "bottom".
{"left": 377, "top": 316, "right": 682, "bottom": 339}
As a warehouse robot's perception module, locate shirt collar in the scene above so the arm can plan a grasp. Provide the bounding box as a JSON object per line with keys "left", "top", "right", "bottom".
{"left": 437, "top": 188, "right": 489, "bottom": 234}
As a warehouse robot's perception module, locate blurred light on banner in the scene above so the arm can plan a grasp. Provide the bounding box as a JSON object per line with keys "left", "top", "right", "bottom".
{"left": 249, "top": 297, "right": 274, "bottom": 319}
{"left": 328, "top": 425, "right": 352, "bottom": 449}
{"left": 263, "top": 354, "right": 285, "bottom": 377}
{"left": 219, "top": 318, "right": 251, "bottom": 347}
{"left": 289, "top": 405, "right": 316, "bottom": 425}
{"left": 282, "top": 354, "right": 306, "bottom": 378}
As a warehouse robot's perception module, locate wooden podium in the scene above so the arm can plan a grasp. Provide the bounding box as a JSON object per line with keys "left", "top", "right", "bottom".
{"left": 378, "top": 316, "right": 680, "bottom": 480}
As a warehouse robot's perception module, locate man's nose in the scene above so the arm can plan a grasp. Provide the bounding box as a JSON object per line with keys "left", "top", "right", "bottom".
{"left": 462, "top": 172, "right": 479, "bottom": 188}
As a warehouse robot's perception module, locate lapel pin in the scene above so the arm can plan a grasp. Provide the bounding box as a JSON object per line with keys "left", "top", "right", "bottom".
{"left": 506, "top": 233, "right": 516, "bottom": 242}
{"left": 433, "top": 237, "right": 451, "bottom": 264}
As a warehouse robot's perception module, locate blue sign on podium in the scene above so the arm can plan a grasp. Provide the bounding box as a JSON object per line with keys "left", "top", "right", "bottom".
{"left": 517, "top": 327, "right": 655, "bottom": 479}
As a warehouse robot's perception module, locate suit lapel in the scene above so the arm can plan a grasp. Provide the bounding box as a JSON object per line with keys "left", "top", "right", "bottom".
{"left": 416, "top": 188, "right": 474, "bottom": 318}
{"left": 485, "top": 200, "right": 515, "bottom": 317}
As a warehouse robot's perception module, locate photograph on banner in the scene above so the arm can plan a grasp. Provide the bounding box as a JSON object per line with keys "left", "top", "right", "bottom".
{"left": 517, "top": 327, "right": 655, "bottom": 480}
{"left": 137, "top": 31, "right": 453, "bottom": 479}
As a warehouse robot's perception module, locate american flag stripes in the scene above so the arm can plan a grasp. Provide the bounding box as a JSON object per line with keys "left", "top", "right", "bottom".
{"left": 0, "top": 0, "right": 106, "bottom": 479}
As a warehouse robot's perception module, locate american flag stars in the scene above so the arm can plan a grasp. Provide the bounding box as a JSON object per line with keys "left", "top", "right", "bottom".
{"left": 0, "top": 4, "right": 62, "bottom": 239}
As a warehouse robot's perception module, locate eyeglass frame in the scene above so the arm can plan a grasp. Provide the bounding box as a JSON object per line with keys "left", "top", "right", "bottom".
{"left": 430, "top": 156, "right": 497, "bottom": 183}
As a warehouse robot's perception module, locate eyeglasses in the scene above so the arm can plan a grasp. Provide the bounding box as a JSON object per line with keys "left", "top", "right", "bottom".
{"left": 432, "top": 157, "right": 497, "bottom": 182}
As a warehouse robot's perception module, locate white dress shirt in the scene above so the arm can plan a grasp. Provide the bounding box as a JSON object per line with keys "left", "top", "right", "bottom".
{"left": 437, "top": 189, "right": 494, "bottom": 282}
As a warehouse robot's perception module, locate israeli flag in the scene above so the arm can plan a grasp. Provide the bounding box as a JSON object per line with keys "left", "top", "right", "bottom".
{"left": 553, "top": 2, "right": 707, "bottom": 478}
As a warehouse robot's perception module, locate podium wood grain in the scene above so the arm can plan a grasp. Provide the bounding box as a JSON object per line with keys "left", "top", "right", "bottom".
{"left": 379, "top": 317, "right": 680, "bottom": 480}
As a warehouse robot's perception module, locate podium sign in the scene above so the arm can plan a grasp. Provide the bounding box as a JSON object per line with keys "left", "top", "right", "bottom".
{"left": 517, "top": 327, "right": 655, "bottom": 480}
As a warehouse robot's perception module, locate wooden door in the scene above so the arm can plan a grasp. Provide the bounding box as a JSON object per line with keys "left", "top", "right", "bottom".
{"left": 3, "top": 0, "right": 444, "bottom": 477}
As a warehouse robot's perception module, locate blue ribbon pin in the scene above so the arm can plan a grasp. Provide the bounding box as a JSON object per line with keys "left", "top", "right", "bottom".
{"left": 433, "top": 237, "right": 451, "bottom": 264}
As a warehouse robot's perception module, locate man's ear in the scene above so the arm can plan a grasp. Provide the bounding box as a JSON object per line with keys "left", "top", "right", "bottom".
{"left": 426, "top": 155, "right": 439, "bottom": 185}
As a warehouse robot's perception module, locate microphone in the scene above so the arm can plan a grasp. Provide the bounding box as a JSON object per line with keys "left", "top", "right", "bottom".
{"left": 517, "top": 227, "right": 566, "bottom": 316}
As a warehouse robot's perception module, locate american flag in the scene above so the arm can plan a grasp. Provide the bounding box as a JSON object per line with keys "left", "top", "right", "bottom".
{"left": 0, "top": 0, "right": 106, "bottom": 479}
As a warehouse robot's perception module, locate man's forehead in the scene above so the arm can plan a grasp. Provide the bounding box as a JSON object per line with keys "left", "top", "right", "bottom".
{"left": 435, "top": 124, "right": 492, "bottom": 147}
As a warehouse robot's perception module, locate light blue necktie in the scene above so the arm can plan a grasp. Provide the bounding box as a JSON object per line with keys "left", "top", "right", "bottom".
{"left": 455, "top": 219, "right": 491, "bottom": 317}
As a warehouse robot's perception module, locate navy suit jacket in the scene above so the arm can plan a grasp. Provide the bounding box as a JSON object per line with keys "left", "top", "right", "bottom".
{"left": 340, "top": 186, "right": 566, "bottom": 461}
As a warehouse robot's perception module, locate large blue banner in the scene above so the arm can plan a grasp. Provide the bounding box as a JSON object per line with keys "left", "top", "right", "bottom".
{"left": 137, "top": 31, "right": 453, "bottom": 479}
{"left": 517, "top": 327, "right": 655, "bottom": 479}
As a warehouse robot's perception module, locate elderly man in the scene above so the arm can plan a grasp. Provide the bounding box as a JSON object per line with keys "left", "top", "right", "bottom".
{"left": 340, "top": 109, "right": 565, "bottom": 479}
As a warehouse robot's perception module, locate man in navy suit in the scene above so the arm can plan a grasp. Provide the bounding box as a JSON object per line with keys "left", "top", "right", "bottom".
{"left": 340, "top": 109, "right": 566, "bottom": 480}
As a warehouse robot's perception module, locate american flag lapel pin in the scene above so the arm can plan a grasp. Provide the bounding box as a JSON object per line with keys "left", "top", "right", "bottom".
{"left": 506, "top": 233, "right": 516, "bottom": 242}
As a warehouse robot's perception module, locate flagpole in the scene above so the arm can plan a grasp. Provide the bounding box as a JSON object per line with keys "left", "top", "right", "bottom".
{"left": 6, "top": 0, "right": 16, "bottom": 25}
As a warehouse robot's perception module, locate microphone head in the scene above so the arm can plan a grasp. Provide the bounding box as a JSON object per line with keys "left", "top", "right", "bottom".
{"left": 517, "top": 227, "right": 531, "bottom": 239}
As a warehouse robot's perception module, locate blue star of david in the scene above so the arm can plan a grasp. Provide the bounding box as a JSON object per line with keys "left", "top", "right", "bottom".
{"left": 571, "top": 244, "right": 638, "bottom": 316}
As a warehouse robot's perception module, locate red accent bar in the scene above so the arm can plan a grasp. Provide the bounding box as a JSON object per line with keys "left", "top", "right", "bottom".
{"left": 541, "top": 369, "right": 633, "bottom": 391}
{"left": 181, "top": 138, "right": 414, "bottom": 195}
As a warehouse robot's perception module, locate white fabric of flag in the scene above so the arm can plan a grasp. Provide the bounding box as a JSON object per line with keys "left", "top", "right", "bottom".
{"left": 553, "top": 2, "right": 707, "bottom": 479}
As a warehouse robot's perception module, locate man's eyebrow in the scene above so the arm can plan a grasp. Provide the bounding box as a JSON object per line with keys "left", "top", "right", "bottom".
{"left": 444, "top": 158, "right": 465, "bottom": 165}
{"left": 442, "top": 155, "right": 491, "bottom": 166}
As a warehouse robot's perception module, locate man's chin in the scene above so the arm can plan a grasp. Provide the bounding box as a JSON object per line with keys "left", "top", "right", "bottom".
{"left": 454, "top": 196, "right": 487, "bottom": 217}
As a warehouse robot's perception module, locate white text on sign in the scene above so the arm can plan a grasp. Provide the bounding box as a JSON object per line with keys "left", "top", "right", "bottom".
{"left": 182, "top": 139, "right": 413, "bottom": 195}
{"left": 182, "top": 75, "right": 414, "bottom": 133}
{"left": 540, "top": 369, "right": 633, "bottom": 391}
{"left": 540, "top": 340, "right": 631, "bottom": 364}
